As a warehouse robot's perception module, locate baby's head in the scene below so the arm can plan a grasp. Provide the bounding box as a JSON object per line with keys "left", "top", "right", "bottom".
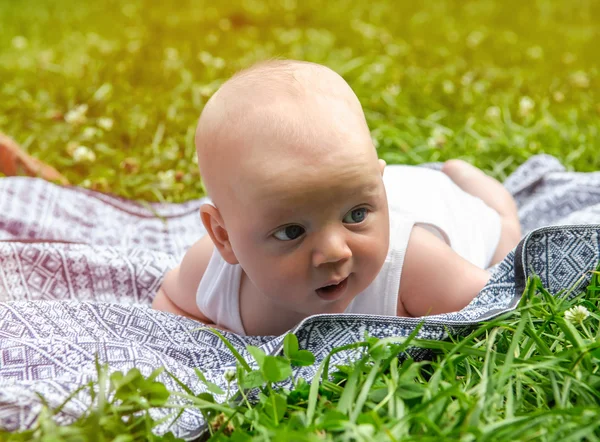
{"left": 196, "top": 60, "right": 389, "bottom": 319}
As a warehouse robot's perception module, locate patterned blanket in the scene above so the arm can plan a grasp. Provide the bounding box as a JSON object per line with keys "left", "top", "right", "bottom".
{"left": 1, "top": 154, "right": 599, "bottom": 439}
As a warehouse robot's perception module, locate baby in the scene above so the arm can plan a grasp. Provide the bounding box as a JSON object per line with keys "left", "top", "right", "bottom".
{"left": 152, "top": 60, "right": 521, "bottom": 336}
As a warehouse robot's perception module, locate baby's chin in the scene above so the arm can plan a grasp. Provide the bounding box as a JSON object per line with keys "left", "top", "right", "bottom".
{"left": 305, "top": 300, "right": 352, "bottom": 316}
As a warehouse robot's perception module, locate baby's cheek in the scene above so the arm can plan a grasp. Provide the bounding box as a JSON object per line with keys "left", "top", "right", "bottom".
{"left": 276, "top": 256, "right": 307, "bottom": 282}
{"left": 353, "top": 234, "right": 387, "bottom": 280}
{"left": 250, "top": 255, "right": 306, "bottom": 292}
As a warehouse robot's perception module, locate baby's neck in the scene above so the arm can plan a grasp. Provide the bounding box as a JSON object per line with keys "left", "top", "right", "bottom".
{"left": 238, "top": 271, "right": 308, "bottom": 336}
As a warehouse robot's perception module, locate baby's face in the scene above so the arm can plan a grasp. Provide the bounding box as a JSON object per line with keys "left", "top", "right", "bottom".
{"left": 223, "top": 132, "right": 390, "bottom": 318}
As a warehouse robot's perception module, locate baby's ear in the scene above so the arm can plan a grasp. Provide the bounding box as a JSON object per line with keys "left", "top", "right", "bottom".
{"left": 199, "top": 204, "right": 239, "bottom": 265}
{"left": 378, "top": 159, "right": 386, "bottom": 176}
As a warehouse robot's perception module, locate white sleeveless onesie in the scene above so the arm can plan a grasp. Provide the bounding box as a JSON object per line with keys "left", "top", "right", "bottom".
{"left": 196, "top": 165, "right": 502, "bottom": 335}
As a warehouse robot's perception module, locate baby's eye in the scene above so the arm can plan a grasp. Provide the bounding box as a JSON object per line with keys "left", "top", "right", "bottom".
{"left": 343, "top": 208, "right": 368, "bottom": 224}
{"left": 273, "top": 225, "right": 305, "bottom": 241}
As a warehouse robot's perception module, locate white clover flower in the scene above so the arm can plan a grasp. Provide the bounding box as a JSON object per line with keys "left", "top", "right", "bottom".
{"left": 38, "top": 49, "right": 55, "bottom": 65}
{"left": 127, "top": 40, "right": 142, "bottom": 53}
{"left": 526, "top": 46, "right": 544, "bottom": 60}
{"left": 72, "top": 145, "right": 96, "bottom": 163}
{"left": 198, "top": 85, "right": 215, "bottom": 98}
{"left": 570, "top": 71, "right": 590, "bottom": 89}
{"left": 386, "top": 84, "right": 401, "bottom": 96}
{"left": 372, "top": 63, "right": 385, "bottom": 74}
{"left": 553, "top": 91, "right": 565, "bottom": 103}
{"left": 564, "top": 305, "right": 590, "bottom": 324}
{"left": 518, "top": 96, "right": 535, "bottom": 117}
{"left": 82, "top": 127, "right": 99, "bottom": 140}
{"left": 157, "top": 170, "right": 176, "bottom": 189}
{"left": 223, "top": 370, "right": 236, "bottom": 382}
{"left": 442, "top": 80, "right": 455, "bottom": 94}
{"left": 485, "top": 106, "right": 502, "bottom": 120}
{"left": 205, "top": 32, "right": 219, "bottom": 45}
{"left": 461, "top": 72, "right": 475, "bottom": 86}
{"left": 212, "top": 57, "right": 226, "bottom": 70}
{"left": 93, "top": 83, "right": 113, "bottom": 102}
{"left": 427, "top": 127, "right": 449, "bottom": 148}
{"left": 198, "top": 51, "right": 213, "bottom": 65}
{"left": 385, "top": 42, "right": 406, "bottom": 56}
{"left": 97, "top": 117, "right": 114, "bottom": 131}
{"left": 65, "top": 104, "right": 88, "bottom": 125}
{"left": 513, "top": 134, "right": 526, "bottom": 147}
{"left": 12, "top": 36, "right": 28, "bottom": 50}
{"left": 477, "top": 140, "right": 489, "bottom": 151}
{"left": 165, "top": 47, "right": 179, "bottom": 61}
{"left": 473, "top": 81, "right": 486, "bottom": 94}
{"left": 466, "top": 31, "right": 485, "bottom": 48}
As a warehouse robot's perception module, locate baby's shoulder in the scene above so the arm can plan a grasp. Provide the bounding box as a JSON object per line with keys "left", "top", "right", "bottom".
{"left": 178, "top": 235, "right": 215, "bottom": 291}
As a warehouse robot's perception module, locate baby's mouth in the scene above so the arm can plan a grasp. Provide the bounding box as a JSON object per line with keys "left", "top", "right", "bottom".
{"left": 316, "top": 276, "right": 349, "bottom": 301}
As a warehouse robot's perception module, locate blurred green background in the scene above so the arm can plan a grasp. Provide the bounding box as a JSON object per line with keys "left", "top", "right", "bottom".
{"left": 0, "top": 0, "right": 598, "bottom": 202}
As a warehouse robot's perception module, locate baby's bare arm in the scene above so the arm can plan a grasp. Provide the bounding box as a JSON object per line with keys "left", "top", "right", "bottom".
{"left": 152, "top": 235, "right": 215, "bottom": 323}
{"left": 399, "top": 226, "right": 490, "bottom": 317}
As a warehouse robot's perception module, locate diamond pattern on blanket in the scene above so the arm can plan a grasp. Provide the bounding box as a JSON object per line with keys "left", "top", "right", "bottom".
{"left": 523, "top": 226, "right": 600, "bottom": 296}
{"left": 0, "top": 177, "right": 207, "bottom": 258}
{"left": 1, "top": 154, "right": 600, "bottom": 439}
{"left": 0, "top": 243, "right": 177, "bottom": 304}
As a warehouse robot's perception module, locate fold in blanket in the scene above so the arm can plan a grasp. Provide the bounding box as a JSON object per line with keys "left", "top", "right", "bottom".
{"left": 1, "top": 154, "right": 600, "bottom": 439}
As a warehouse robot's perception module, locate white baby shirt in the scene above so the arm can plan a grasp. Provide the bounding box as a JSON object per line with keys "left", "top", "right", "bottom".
{"left": 196, "top": 165, "right": 502, "bottom": 335}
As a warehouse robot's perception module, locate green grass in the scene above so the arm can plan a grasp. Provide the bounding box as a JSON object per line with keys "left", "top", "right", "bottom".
{"left": 0, "top": 0, "right": 598, "bottom": 201}
{"left": 3, "top": 270, "right": 600, "bottom": 441}
{"left": 1, "top": 1, "right": 600, "bottom": 440}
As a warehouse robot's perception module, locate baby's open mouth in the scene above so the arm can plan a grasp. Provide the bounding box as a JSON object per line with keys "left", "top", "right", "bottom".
{"left": 316, "top": 276, "right": 349, "bottom": 301}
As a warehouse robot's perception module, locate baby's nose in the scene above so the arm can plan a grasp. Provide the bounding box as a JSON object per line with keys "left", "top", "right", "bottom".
{"left": 312, "top": 232, "right": 352, "bottom": 267}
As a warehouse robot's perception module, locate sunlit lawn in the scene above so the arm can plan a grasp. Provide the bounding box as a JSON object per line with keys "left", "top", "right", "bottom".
{"left": 1, "top": 0, "right": 598, "bottom": 202}
{"left": 2, "top": 2, "right": 600, "bottom": 440}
